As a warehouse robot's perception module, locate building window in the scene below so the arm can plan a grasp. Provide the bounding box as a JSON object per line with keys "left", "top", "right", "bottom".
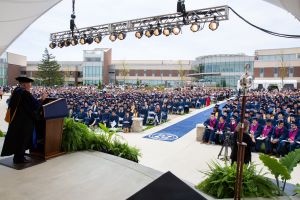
{"left": 274, "top": 67, "right": 278, "bottom": 78}
{"left": 144, "top": 70, "right": 146, "bottom": 76}
{"left": 152, "top": 72, "right": 155, "bottom": 77}
{"left": 20, "top": 71, "right": 26, "bottom": 75}
{"left": 260, "top": 68, "right": 264, "bottom": 77}
{"left": 289, "top": 67, "right": 294, "bottom": 77}
{"left": 297, "top": 54, "right": 300, "bottom": 59}
{"left": 84, "top": 57, "right": 101, "bottom": 62}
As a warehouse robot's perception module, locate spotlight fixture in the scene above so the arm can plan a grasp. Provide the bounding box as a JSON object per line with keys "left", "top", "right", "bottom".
{"left": 153, "top": 25, "right": 162, "bottom": 36}
{"left": 109, "top": 33, "right": 117, "bottom": 42}
{"left": 118, "top": 32, "right": 126, "bottom": 40}
{"left": 190, "top": 21, "right": 200, "bottom": 32}
{"left": 71, "top": 37, "right": 78, "bottom": 46}
{"left": 64, "top": 39, "right": 71, "bottom": 47}
{"left": 209, "top": 16, "right": 219, "bottom": 31}
{"left": 145, "top": 29, "right": 154, "bottom": 38}
{"left": 86, "top": 37, "right": 93, "bottom": 44}
{"left": 49, "top": 42, "right": 56, "bottom": 49}
{"left": 79, "top": 36, "right": 86, "bottom": 45}
{"left": 135, "top": 30, "right": 143, "bottom": 39}
{"left": 172, "top": 25, "right": 181, "bottom": 35}
{"left": 94, "top": 34, "right": 102, "bottom": 43}
{"left": 163, "top": 27, "right": 172, "bottom": 36}
{"left": 58, "top": 40, "right": 65, "bottom": 48}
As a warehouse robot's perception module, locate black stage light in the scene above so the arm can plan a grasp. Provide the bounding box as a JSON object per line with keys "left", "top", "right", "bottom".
{"left": 172, "top": 25, "right": 181, "bottom": 35}
{"left": 163, "top": 27, "right": 172, "bottom": 36}
{"left": 58, "top": 40, "right": 65, "bottom": 48}
{"left": 71, "top": 37, "right": 78, "bottom": 46}
{"left": 118, "top": 32, "right": 126, "bottom": 40}
{"left": 86, "top": 37, "right": 93, "bottom": 44}
{"left": 94, "top": 34, "right": 102, "bottom": 43}
{"left": 154, "top": 26, "right": 162, "bottom": 36}
{"left": 49, "top": 42, "right": 56, "bottom": 49}
{"left": 109, "top": 33, "right": 117, "bottom": 42}
{"left": 145, "top": 29, "right": 154, "bottom": 38}
{"left": 135, "top": 30, "right": 143, "bottom": 39}
{"left": 209, "top": 16, "right": 219, "bottom": 31}
{"left": 79, "top": 37, "right": 86, "bottom": 45}
{"left": 64, "top": 39, "right": 71, "bottom": 47}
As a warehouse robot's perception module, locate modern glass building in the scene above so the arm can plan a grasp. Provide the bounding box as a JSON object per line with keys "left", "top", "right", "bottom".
{"left": 81, "top": 48, "right": 112, "bottom": 85}
{"left": 83, "top": 49, "right": 104, "bottom": 85}
{"left": 0, "top": 53, "right": 8, "bottom": 85}
{"left": 194, "top": 54, "right": 254, "bottom": 88}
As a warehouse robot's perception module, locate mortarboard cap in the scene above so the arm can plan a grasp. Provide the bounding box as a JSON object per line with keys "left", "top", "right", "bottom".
{"left": 230, "top": 115, "right": 237, "bottom": 120}
{"left": 16, "top": 76, "right": 34, "bottom": 83}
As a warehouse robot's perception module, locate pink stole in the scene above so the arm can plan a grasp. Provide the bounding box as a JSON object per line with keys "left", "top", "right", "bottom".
{"left": 262, "top": 126, "right": 272, "bottom": 137}
{"left": 289, "top": 128, "right": 298, "bottom": 141}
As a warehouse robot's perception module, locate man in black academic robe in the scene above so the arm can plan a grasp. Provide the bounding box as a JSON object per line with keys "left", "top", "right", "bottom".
{"left": 230, "top": 120, "right": 254, "bottom": 165}
{"left": 1, "top": 77, "right": 47, "bottom": 164}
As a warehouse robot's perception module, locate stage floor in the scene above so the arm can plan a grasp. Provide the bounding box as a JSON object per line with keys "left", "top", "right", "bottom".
{"left": 0, "top": 147, "right": 164, "bottom": 200}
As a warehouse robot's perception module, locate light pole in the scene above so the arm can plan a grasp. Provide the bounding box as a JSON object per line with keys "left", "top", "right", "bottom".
{"left": 234, "top": 64, "right": 253, "bottom": 200}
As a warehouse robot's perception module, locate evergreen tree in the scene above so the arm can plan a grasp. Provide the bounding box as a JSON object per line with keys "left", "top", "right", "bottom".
{"left": 37, "top": 48, "right": 64, "bottom": 86}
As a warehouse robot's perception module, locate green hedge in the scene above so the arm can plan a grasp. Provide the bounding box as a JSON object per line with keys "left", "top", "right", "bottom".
{"left": 62, "top": 118, "right": 141, "bottom": 163}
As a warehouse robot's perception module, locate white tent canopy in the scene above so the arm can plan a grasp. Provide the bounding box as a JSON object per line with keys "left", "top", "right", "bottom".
{"left": 264, "top": 0, "right": 300, "bottom": 21}
{"left": 0, "top": 0, "right": 62, "bottom": 56}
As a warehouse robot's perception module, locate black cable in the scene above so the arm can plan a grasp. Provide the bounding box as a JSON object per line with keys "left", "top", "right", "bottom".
{"left": 228, "top": 6, "right": 300, "bottom": 39}
{"left": 72, "top": 0, "right": 75, "bottom": 14}
{"left": 70, "top": 0, "right": 77, "bottom": 37}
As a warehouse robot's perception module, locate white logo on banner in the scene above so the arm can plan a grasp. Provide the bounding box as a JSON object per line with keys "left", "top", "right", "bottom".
{"left": 148, "top": 133, "right": 179, "bottom": 141}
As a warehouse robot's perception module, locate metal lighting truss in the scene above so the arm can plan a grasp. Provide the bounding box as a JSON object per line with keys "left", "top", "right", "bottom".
{"left": 49, "top": 5, "right": 229, "bottom": 43}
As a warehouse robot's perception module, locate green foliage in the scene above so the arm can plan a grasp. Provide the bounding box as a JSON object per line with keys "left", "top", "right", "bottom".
{"left": 196, "top": 162, "right": 279, "bottom": 199}
{"left": 98, "top": 80, "right": 102, "bottom": 89}
{"left": 36, "top": 48, "right": 64, "bottom": 86}
{"left": 259, "top": 150, "right": 300, "bottom": 192}
{"left": 0, "top": 130, "right": 5, "bottom": 137}
{"left": 136, "top": 79, "right": 141, "bottom": 86}
{"left": 294, "top": 183, "right": 300, "bottom": 194}
{"left": 62, "top": 118, "right": 141, "bottom": 162}
{"left": 259, "top": 154, "right": 291, "bottom": 181}
{"left": 280, "top": 149, "right": 300, "bottom": 174}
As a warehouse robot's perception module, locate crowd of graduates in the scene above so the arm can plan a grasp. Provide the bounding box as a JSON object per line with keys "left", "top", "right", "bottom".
{"left": 203, "top": 90, "right": 300, "bottom": 157}
{"left": 32, "top": 86, "right": 232, "bottom": 132}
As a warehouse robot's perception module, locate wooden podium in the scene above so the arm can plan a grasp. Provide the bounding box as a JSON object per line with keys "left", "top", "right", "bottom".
{"left": 31, "top": 98, "right": 68, "bottom": 160}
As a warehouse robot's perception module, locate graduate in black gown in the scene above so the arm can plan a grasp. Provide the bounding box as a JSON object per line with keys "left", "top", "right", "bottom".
{"left": 1, "top": 77, "right": 47, "bottom": 164}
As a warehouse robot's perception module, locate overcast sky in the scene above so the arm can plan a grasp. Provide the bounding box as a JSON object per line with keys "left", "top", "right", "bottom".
{"left": 6, "top": 0, "right": 300, "bottom": 61}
